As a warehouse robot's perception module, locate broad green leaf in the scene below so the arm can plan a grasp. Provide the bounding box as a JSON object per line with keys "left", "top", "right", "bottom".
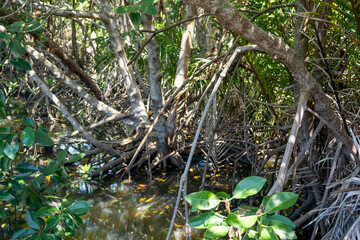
{"left": 16, "top": 163, "right": 38, "bottom": 173}
{"left": 204, "top": 213, "right": 225, "bottom": 228}
{"left": 11, "top": 228, "right": 36, "bottom": 239}
{"left": 271, "top": 225, "right": 297, "bottom": 239}
{"left": 10, "top": 39, "right": 26, "bottom": 56}
{"left": 0, "top": 210, "right": 6, "bottom": 219}
{"left": 4, "top": 143, "right": 19, "bottom": 160}
{"left": 10, "top": 58, "right": 32, "bottom": 70}
{"left": 233, "top": 176, "right": 266, "bottom": 199}
{"left": 0, "top": 32, "right": 9, "bottom": 40}
{"left": 185, "top": 191, "right": 220, "bottom": 210}
{"left": 261, "top": 227, "right": 279, "bottom": 240}
{"left": 35, "top": 206, "right": 59, "bottom": 217}
{"left": 0, "top": 90, "right": 5, "bottom": 108}
{"left": 21, "top": 127, "right": 35, "bottom": 146}
{"left": 269, "top": 215, "right": 295, "bottom": 228}
{"left": 226, "top": 212, "right": 258, "bottom": 228}
{"left": 68, "top": 153, "right": 85, "bottom": 163}
{"left": 35, "top": 129, "right": 54, "bottom": 146}
{"left": 68, "top": 201, "right": 93, "bottom": 215}
{"left": 8, "top": 21, "right": 25, "bottom": 33}
{"left": 265, "top": 192, "right": 298, "bottom": 214}
{"left": 188, "top": 212, "right": 214, "bottom": 229}
{"left": 26, "top": 211, "right": 40, "bottom": 230}
{"left": 139, "top": 0, "right": 158, "bottom": 6}
{"left": 130, "top": 12, "right": 142, "bottom": 26}
{"left": 0, "top": 107, "right": 5, "bottom": 118}
{"left": 143, "top": 5, "right": 158, "bottom": 15}
{"left": 1, "top": 156, "right": 11, "bottom": 173}
{"left": 40, "top": 162, "right": 59, "bottom": 176}
{"left": 128, "top": 5, "right": 140, "bottom": 13}
{"left": 216, "top": 191, "right": 231, "bottom": 205}
{"left": 116, "top": 6, "right": 129, "bottom": 14}
{"left": 22, "top": 117, "right": 34, "bottom": 126}
{"left": 0, "top": 191, "right": 13, "bottom": 201}
{"left": 45, "top": 214, "right": 60, "bottom": 230}
{"left": 57, "top": 150, "right": 67, "bottom": 163}
{"left": 204, "top": 225, "right": 230, "bottom": 238}
{"left": 24, "top": 22, "right": 41, "bottom": 32}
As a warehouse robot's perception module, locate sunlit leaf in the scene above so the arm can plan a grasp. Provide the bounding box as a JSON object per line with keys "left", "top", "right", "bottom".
{"left": 8, "top": 21, "right": 25, "bottom": 33}
{"left": 271, "top": 225, "right": 297, "bottom": 239}
{"left": 261, "top": 227, "right": 279, "bottom": 240}
{"left": 185, "top": 191, "right": 220, "bottom": 210}
{"left": 45, "top": 214, "right": 60, "bottom": 230}
{"left": 68, "top": 153, "right": 85, "bottom": 163}
{"left": 4, "top": 143, "right": 19, "bottom": 160}
{"left": 265, "top": 192, "right": 298, "bottom": 214}
{"left": 21, "top": 127, "right": 35, "bottom": 146}
{"left": 204, "top": 225, "right": 230, "bottom": 238}
{"left": 68, "top": 201, "right": 93, "bottom": 215}
{"left": 233, "top": 176, "right": 266, "bottom": 199}
{"left": 226, "top": 212, "right": 258, "bottom": 228}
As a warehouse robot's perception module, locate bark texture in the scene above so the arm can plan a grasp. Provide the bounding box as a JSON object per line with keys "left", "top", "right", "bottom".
{"left": 189, "top": 0, "right": 356, "bottom": 160}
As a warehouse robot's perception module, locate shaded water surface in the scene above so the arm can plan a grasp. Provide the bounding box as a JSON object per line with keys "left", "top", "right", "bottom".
{"left": 71, "top": 172, "right": 215, "bottom": 240}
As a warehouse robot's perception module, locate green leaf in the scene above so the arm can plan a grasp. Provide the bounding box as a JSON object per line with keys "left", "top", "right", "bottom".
{"left": 0, "top": 32, "right": 10, "bottom": 40}
{"left": 45, "top": 214, "right": 60, "bottom": 231}
{"left": 204, "top": 225, "right": 230, "bottom": 238}
{"left": 216, "top": 191, "right": 231, "bottom": 200}
{"left": 68, "top": 201, "right": 93, "bottom": 215}
{"left": 24, "top": 22, "right": 41, "bottom": 32}
{"left": 269, "top": 215, "right": 295, "bottom": 228}
{"left": 188, "top": 212, "right": 214, "bottom": 229}
{"left": 21, "top": 127, "right": 35, "bottom": 146}
{"left": 40, "top": 162, "right": 59, "bottom": 176}
{"left": 143, "top": 5, "right": 158, "bottom": 15}
{"left": 22, "top": 117, "right": 34, "bottom": 126}
{"left": 1, "top": 156, "right": 11, "bottom": 173}
{"left": 4, "top": 143, "right": 19, "bottom": 160}
{"left": 26, "top": 211, "right": 40, "bottom": 230}
{"left": 116, "top": 6, "right": 129, "bottom": 14}
{"left": 0, "top": 191, "right": 13, "bottom": 201}
{"left": 226, "top": 212, "right": 258, "bottom": 229}
{"left": 35, "top": 206, "right": 59, "bottom": 217}
{"left": 0, "top": 107, "right": 6, "bottom": 118}
{"left": 271, "top": 225, "right": 297, "bottom": 239}
{"left": 265, "top": 192, "right": 298, "bottom": 214}
{"left": 57, "top": 150, "right": 67, "bottom": 163}
{"left": 185, "top": 191, "right": 220, "bottom": 210}
{"left": 233, "top": 176, "right": 266, "bottom": 199}
{"left": 139, "top": 0, "right": 158, "bottom": 6}
{"left": 11, "top": 228, "right": 37, "bottom": 239}
{"left": 68, "top": 153, "right": 85, "bottom": 163}
{"left": 130, "top": 12, "right": 142, "bottom": 26}
{"left": 128, "top": 5, "right": 140, "bottom": 13}
{"left": 0, "top": 210, "right": 6, "bottom": 219}
{"left": 10, "top": 39, "right": 26, "bottom": 56}
{"left": 8, "top": 21, "right": 25, "bottom": 33}
{"left": 10, "top": 58, "right": 32, "bottom": 70}
{"left": 261, "top": 227, "right": 279, "bottom": 240}
{"left": 35, "top": 129, "right": 54, "bottom": 146}
{"left": 0, "top": 90, "right": 5, "bottom": 108}
{"left": 204, "top": 213, "right": 225, "bottom": 228}
{"left": 16, "top": 163, "right": 38, "bottom": 173}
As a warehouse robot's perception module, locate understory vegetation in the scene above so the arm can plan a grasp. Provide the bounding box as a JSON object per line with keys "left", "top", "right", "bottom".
{"left": 0, "top": 0, "right": 360, "bottom": 239}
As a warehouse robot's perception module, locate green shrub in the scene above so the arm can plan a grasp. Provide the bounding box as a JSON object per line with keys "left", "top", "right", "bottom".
{"left": 185, "top": 176, "right": 298, "bottom": 240}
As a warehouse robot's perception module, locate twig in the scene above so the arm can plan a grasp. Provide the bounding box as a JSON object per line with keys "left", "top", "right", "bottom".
{"left": 267, "top": 92, "right": 309, "bottom": 195}
{"left": 250, "top": 3, "right": 295, "bottom": 21}
{"left": 127, "top": 14, "right": 211, "bottom": 65}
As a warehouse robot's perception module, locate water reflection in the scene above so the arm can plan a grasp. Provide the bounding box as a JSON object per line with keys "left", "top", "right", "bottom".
{"left": 71, "top": 173, "right": 204, "bottom": 240}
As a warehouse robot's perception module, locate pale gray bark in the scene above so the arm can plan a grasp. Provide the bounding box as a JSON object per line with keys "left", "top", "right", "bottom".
{"left": 167, "top": 4, "right": 196, "bottom": 138}
{"left": 99, "top": 0, "right": 149, "bottom": 128}
{"left": 189, "top": 0, "right": 356, "bottom": 170}
{"left": 142, "top": 14, "right": 167, "bottom": 154}
{"left": 25, "top": 45, "right": 123, "bottom": 116}
{"left": 22, "top": 68, "right": 118, "bottom": 156}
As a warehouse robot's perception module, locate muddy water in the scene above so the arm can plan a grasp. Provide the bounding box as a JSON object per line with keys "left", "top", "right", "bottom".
{"left": 70, "top": 172, "right": 210, "bottom": 240}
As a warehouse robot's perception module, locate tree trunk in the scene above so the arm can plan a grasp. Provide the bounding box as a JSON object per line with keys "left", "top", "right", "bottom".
{"left": 189, "top": 0, "right": 356, "bottom": 161}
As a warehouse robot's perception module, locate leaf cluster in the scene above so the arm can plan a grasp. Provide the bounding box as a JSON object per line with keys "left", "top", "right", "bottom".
{"left": 185, "top": 176, "right": 298, "bottom": 240}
